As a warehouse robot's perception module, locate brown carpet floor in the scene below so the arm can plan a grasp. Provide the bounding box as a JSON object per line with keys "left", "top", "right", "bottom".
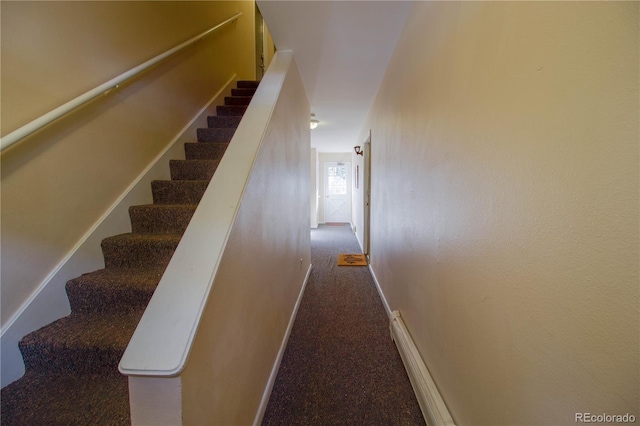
{"left": 262, "top": 224, "right": 425, "bottom": 426}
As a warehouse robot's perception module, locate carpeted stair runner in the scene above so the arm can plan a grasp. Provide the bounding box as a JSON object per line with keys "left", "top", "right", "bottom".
{"left": 0, "top": 80, "right": 259, "bottom": 425}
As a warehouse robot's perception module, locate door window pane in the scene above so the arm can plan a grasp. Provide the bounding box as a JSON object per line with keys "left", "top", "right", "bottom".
{"left": 327, "top": 165, "right": 347, "bottom": 195}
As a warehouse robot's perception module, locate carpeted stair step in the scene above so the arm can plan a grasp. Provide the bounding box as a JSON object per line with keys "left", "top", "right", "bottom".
{"left": 101, "top": 233, "right": 181, "bottom": 269}
{"left": 207, "top": 115, "right": 243, "bottom": 128}
{"left": 66, "top": 267, "right": 164, "bottom": 314}
{"left": 170, "top": 159, "right": 220, "bottom": 181}
{"left": 232, "top": 88, "right": 256, "bottom": 97}
{"left": 0, "top": 370, "right": 130, "bottom": 426}
{"left": 184, "top": 142, "right": 229, "bottom": 160}
{"left": 237, "top": 80, "right": 259, "bottom": 89}
{"left": 216, "top": 105, "right": 247, "bottom": 116}
{"left": 130, "top": 204, "right": 197, "bottom": 234}
{"left": 151, "top": 179, "right": 209, "bottom": 205}
{"left": 0, "top": 77, "right": 260, "bottom": 426}
{"left": 196, "top": 127, "right": 237, "bottom": 143}
{"left": 224, "top": 96, "right": 252, "bottom": 106}
{"left": 19, "top": 311, "right": 144, "bottom": 375}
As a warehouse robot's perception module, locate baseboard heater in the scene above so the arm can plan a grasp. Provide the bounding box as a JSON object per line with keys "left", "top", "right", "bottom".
{"left": 390, "top": 311, "right": 456, "bottom": 426}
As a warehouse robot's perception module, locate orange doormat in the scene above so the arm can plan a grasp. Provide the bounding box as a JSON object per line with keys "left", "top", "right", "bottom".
{"left": 338, "top": 254, "right": 368, "bottom": 266}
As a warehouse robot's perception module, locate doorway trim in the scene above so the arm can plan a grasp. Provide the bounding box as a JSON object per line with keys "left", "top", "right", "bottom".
{"left": 323, "top": 161, "right": 352, "bottom": 223}
{"left": 363, "top": 131, "right": 372, "bottom": 256}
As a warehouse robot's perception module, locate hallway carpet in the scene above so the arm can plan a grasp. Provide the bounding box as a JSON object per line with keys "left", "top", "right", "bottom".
{"left": 262, "top": 224, "right": 425, "bottom": 425}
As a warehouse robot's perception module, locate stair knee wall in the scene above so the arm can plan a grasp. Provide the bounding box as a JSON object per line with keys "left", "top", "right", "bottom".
{"left": 121, "top": 51, "right": 312, "bottom": 426}
{"left": 0, "top": 77, "right": 237, "bottom": 388}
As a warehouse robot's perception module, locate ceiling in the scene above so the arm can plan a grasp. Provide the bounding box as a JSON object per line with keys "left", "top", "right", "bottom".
{"left": 256, "top": 0, "right": 413, "bottom": 153}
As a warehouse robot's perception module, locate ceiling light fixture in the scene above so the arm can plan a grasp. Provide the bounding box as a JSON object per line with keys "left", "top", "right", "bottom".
{"left": 310, "top": 113, "right": 319, "bottom": 130}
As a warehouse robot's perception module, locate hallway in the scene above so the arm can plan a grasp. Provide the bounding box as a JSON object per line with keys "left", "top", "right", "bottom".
{"left": 262, "top": 224, "right": 424, "bottom": 425}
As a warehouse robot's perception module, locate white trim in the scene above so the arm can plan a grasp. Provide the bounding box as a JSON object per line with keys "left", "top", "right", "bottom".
{"left": 0, "top": 75, "right": 237, "bottom": 388}
{"left": 253, "top": 263, "right": 313, "bottom": 426}
{"left": 119, "top": 51, "right": 295, "bottom": 377}
{"left": 390, "top": 311, "right": 456, "bottom": 426}
{"left": 129, "top": 376, "right": 183, "bottom": 425}
{"left": 369, "top": 265, "right": 455, "bottom": 425}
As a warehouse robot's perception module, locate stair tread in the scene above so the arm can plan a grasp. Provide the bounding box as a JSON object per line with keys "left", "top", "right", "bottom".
{"left": 186, "top": 141, "right": 230, "bottom": 146}
{"left": 171, "top": 159, "right": 219, "bottom": 164}
{"left": 224, "top": 96, "right": 252, "bottom": 106}
{"left": 67, "top": 267, "right": 165, "bottom": 313}
{"left": 101, "top": 233, "right": 182, "bottom": 268}
{"left": 102, "top": 232, "right": 182, "bottom": 244}
{"left": 69, "top": 266, "right": 165, "bottom": 289}
{"left": 152, "top": 178, "right": 209, "bottom": 183}
{"left": 216, "top": 105, "right": 247, "bottom": 116}
{"left": 170, "top": 159, "right": 220, "bottom": 181}
{"left": 21, "top": 311, "right": 144, "bottom": 353}
{"left": 130, "top": 203, "right": 197, "bottom": 210}
{"left": 0, "top": 370, "right": 129, "bottom": 426}
{"left": 237, "top": 80, "right": 259, "bottom": 89}
{"left": 130, "top": 203, "right": 198, "bottom": 234}
{"left": 184, "top": 142, "right": 229, "bottom": 160}
{"left": 152, "top": 179, "right": 210, "bottom": 205}
{"left": 218, "top": 105, "right": 247, "bottom": 110}
{"left": 197, "top": 127, "right": 236, "bottom": 143}
{"left": 231, "top": 88, "right": 256, "bottom": 96}
{"left": 0, "top": 78, "right": 254, "bottom": 425}
{"left": 207, "top": 115, "right": 243, "bottom": 128}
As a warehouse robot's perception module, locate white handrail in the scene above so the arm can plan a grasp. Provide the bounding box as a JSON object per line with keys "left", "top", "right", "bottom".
{"left": 119, "top": 51, "right": 295, "bottom": 377}
{"left": 0, "top": 12, "right": 242, "bottom": 152}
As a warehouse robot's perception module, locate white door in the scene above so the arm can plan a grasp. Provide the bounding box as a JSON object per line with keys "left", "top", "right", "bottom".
{"left": 324, "top": 162, "right": 351, "bottom": 223}
{"left": 363, "top": 137, "right": 371, "bottom": 255}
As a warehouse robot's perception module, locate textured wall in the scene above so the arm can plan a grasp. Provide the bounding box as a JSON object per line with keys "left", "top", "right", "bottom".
{"left": 362, "top": 2, "right": 639, "bottom": 424}
{"left": 181, "top": 54, "right": 310, "bottom": 425}
{"left": 1, "top": 1, "right": 255, "bottom": 327}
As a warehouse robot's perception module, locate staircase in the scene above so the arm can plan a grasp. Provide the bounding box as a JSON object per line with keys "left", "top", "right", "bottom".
{"left": 0, "top": 80, "right": 259, "bottom": 425}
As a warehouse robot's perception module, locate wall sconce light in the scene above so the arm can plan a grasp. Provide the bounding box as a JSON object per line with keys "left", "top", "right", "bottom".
{"left": 310, "top": 113, "right": 319, "bottom": 130}
{"left": 354, "top": 145, "right": 363, "bottom": 156}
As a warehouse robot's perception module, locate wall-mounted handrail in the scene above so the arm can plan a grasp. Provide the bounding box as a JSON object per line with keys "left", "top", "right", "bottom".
{"left": 0, "top": 12, "right": 242, "bottom": 152}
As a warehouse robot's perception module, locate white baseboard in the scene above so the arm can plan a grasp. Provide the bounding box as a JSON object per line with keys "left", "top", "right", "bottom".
{"left": 253, "top": 263, "right": 313, "bottom": 426}
{"left": 369, "top": 264, "right": 455, "bottom": 426}
{"left": 0, "top": 75, "right": 237, "bottom": 388}
{"left": 390, "top": 311, "right": 456, "bottom": 426}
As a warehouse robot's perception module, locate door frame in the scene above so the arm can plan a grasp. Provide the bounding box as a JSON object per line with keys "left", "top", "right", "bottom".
{"left": 255, "top": 5, "right": 266, "bottom": 79}
{"left": 363, "top": 132, "right": 372, "bottom": 256}
{"left": 323, "top": 161, "right": 352, "bottom": 223}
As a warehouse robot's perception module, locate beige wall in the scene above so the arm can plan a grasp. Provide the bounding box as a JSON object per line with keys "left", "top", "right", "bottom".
{"left": 182, "top": 55, "right": 310, "bottom": 425}
{"left": 361, "top": 2, "right": 639, "bottom": 424}
{"left": 1, "top": 1, "right": 255, "bottom": 327}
